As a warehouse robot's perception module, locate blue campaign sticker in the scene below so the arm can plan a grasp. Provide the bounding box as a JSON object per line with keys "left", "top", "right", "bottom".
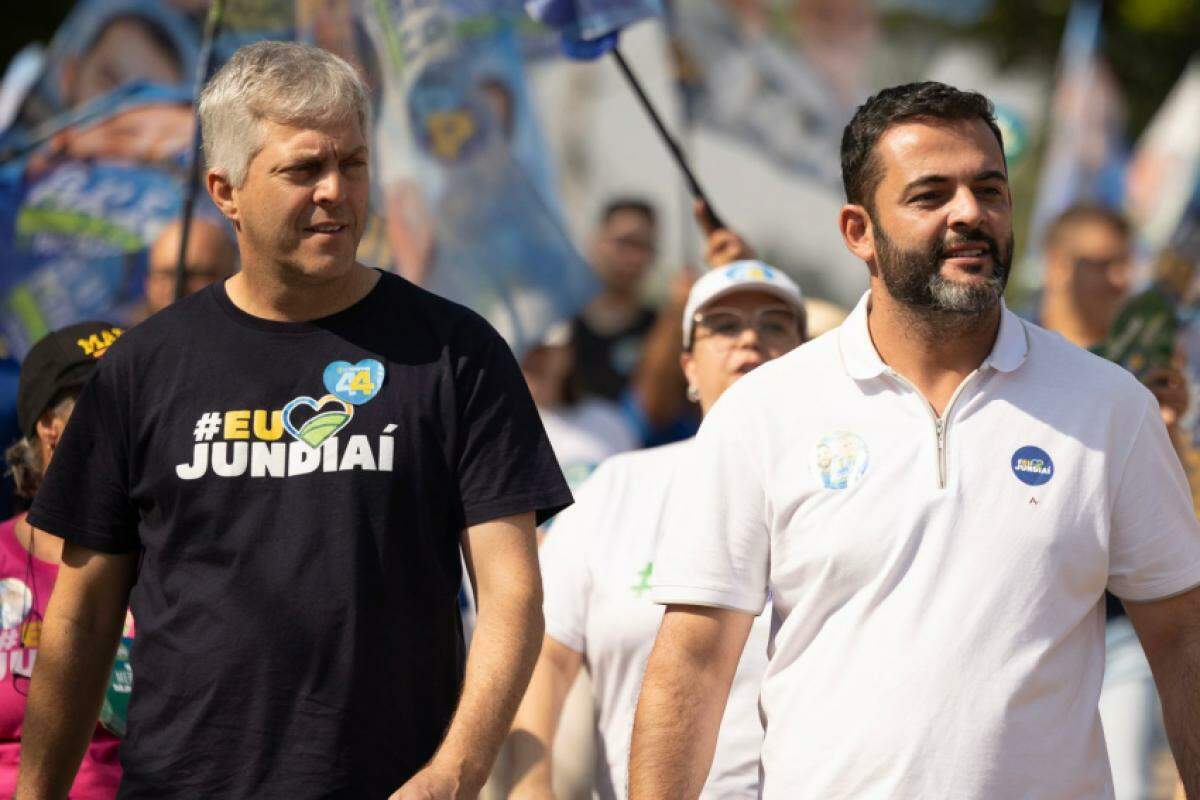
{"left": 1011, "top": 446, "right": 1054, "bottom": 486}
{"left": 322, "top": 359, "right": 386, "bottom": 406}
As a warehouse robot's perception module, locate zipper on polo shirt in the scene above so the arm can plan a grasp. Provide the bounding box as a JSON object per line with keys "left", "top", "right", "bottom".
{"left": 887, "top": 369, "right": 981, "bottom": 489}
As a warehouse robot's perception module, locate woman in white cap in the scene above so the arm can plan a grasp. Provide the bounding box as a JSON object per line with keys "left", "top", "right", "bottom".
{"left": 506, "top": 260, "right": 806, "bottom": 799}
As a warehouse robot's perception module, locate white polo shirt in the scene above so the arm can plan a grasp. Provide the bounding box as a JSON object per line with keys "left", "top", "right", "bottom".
{"left": 650, "top": 292, "right": 1200, "bottom": 799}
{"left": 542, "top": 440, "right": 769, "bottom": 800}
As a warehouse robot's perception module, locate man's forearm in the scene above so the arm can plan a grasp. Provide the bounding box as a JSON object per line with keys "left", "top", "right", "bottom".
{"left": 16, "top": 610, "right": 123, "bottom": 799}
{"left": 432, "top": 585, "right": 545, "bottom": 795}
{"left": 1150, "top": 633, "right": 1200, "bottom": 796}
{"left": 629, "top": 610, "right": 745, "bottom": 800}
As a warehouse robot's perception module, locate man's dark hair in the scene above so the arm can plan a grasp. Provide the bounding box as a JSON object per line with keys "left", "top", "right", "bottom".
{"left": 840, "top": 82, "right": 1005, "bottom": 209}
{"left": 599, "top": 197, "right": 657, "bottom": 227}
{"left": 1043, "top": 202, "right": 1130, "bottom": 251}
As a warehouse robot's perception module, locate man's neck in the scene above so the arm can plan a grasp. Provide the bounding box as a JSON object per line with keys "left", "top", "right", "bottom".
{"left": 866, "top": 285, "right": 1002, "bottom": 416}
{"left": 1040, "top": 289, "right": 1104, "bottom": 349}
{"left": 583, "top": 289, "right": 643, "bottom": 336}
{"left": 225, "top": 261, "right": 379, "bottom": 322}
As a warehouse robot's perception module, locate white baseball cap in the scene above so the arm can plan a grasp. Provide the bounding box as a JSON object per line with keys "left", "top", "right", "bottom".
{"left": 682, "top": 260, "right": 805, "bottom": 348}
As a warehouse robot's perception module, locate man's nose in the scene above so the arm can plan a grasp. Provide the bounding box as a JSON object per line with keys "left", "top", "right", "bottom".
{"left": 946, "top": 186, "right": 984, "bottom": 229}
{"left": 313, "top": 168, "right": 346, "bottom": 205}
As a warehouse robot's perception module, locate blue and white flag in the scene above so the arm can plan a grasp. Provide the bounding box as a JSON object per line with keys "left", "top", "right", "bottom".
{"left": 526, "top": 0, "right": 661, "bottom": 43}
{"left": 366, "top": 0, "right": 596, "bottom": 357}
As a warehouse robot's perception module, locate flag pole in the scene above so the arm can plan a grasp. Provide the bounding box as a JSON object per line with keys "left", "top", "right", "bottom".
{"left": 175, "top": 0, "right": 228, "bottom": 302}
{"left": 609, "top": 45, "right": 724, "bottom": 231}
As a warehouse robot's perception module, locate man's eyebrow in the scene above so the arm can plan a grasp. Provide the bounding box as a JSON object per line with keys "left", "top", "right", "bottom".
{"left": 902, "top": 175, "right": 949, "bottom": 193}
{"left": 273, "top": 155, "right": 322, "bottom": 171}
{"left": 974, "top": 169, "right": 1008, "bottom": 183}
{"left": 902, "top": 169, "right": 1009, "bottom": 194}
{"left": 343, "top": 145, "right": 369, "bottom": 158}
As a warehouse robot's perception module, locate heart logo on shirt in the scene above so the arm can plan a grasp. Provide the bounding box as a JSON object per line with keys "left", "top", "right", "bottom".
{"left": 282, "top": 394, "right": 354, "bottom": 448}
{"left": 323, "top": 359, "right": 385, "bottom": 406}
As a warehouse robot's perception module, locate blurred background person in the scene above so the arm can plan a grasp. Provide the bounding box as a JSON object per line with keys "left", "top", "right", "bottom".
{"left": 571, "top": 198, "right": 660, "bottom": 404}
{"left": 132, "top": 215, "right": 237, "bottom": 324}
{"left": 505, "top": 259, "right": 806, "bottom": 800}
{"left": 521, "top": 322, "right": 638, "bottom": 494}
{"left": 1037, "top": 203, "right": 1135, "bottom": 349}
{"left": 0, "top": 321, "right": 125, "bottom": 800}
{"left": 620, "top": 202, "right": 762, "bottom": 448}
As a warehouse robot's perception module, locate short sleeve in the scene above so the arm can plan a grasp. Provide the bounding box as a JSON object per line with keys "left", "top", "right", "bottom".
{"left": 27, "top": 357, "right": 140, "bottom": 554}
{"left": 452, "top": 317, "right": 572, "bottom": 527}
{"left": 539, "top": 470, "right": 611, "bottom": 653}
{"left": 649, "top": 390, "right": 770, "bottom": 614}
{"left": 1108, "top": 395, "right": 1200, "bottom": 602}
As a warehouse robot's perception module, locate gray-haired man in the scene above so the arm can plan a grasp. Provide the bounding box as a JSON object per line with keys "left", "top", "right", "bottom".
{"left": 16, "top": 42, "right": 570, "bottom": 799}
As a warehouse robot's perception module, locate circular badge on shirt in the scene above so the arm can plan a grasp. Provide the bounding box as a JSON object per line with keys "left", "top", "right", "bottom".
{"left": 1011, "top": 446, "right": 1054, "bottom": 486}
{"left": 811, "top": 431, "right": 870, "bottom": 490}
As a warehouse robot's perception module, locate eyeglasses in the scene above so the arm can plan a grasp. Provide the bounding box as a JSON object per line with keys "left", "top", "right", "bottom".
{"left": 692, "top": 306, "right": 802, "bottom": 348}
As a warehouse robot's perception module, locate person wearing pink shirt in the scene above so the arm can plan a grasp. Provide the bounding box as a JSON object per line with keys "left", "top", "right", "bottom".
{"left": 0, "top": 321, "right": 128, "bottom": 798}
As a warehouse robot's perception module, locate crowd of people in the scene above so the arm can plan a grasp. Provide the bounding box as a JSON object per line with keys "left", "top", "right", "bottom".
{"left": 1, "top": 39, "right": 1198, "bottom": 800}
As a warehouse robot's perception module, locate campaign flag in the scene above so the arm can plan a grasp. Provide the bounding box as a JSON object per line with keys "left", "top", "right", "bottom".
{"left": 1023, "top": 0, "right": 1127, "bottom": 284}
{"left": 526, "top": 0, "right": 661, "bottom": 44}
{"left": 666, "top": 0, "right": 874, "bottom": 188}
{"left": 364, "top": 0, "right": 595, "bottom": 357}
{"left": 0, "top": 0, "right": 208, "bottom": 359}
{"left": 1125, "top": 58, "right": 1200, "bottom": 257}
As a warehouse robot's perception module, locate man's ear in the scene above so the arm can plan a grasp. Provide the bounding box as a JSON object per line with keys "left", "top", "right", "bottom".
{"left": 838, "top": 203, "right": 876, "bottom": 267}
{"left": 206, "top": 170, "right": 240, "bottom": 229}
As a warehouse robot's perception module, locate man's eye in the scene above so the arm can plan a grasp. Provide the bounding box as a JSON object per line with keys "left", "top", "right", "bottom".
{"left": 911, "top": 192, "right": 939, "bottom": 203}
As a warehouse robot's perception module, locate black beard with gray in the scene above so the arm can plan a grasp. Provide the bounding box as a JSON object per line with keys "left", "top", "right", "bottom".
{"left": 873, "top": 219, "right": 1013, "bottom": 330}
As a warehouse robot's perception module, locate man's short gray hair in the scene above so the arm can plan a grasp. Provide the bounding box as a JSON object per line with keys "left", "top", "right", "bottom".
{"left": 199, "top": 41, "right": 371, "bottom": 188}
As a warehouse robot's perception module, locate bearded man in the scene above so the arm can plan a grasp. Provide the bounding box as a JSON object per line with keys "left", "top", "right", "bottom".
{"left": 628, "top": 82, "right": 1200, "bottom": 799}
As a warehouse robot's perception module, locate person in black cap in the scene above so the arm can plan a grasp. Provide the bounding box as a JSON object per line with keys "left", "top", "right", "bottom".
{"left": 0, "top": 321, "right": 125, "bottom": 799}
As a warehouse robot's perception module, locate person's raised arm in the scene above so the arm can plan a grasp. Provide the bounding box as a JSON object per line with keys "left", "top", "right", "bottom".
{"left": 629, "top": 201, "right": 758, "bottom": 432}
{"left": 1125, "top": 586, "right": 1200, "bottom": 797}
{"left": 15, "top": 543, "right": 136, "bottom": 800}
{"left": 506, "top": 636, "right": 584, "bottom": 799}
{"left": 629, "top": 605, "right": 753, "bottom": 800}
{"left": 392, "top": 511, "right": 543, "bottom": 800}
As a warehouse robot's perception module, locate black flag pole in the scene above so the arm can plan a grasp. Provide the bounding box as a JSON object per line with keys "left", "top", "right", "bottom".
{"left": 608, "top": 45, "right": 725, "bottom": 232}
{"left": 175, "top": 0, "right": 228, "bottom": 303}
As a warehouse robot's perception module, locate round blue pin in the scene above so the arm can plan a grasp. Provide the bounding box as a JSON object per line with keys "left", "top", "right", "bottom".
{"left": 1011, "top": 446, "right": 1054, "bottom": 486}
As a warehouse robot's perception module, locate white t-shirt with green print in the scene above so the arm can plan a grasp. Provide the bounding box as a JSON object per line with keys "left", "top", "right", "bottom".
{"left": 540, "top": 439, "right": 769, "bottom": 800}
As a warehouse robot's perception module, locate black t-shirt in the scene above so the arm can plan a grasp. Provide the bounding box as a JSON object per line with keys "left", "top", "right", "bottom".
{"left": 570, "top": 306, "right": 657, "bottom": 402}
{"left": 29, "top": 272, "right": 572, "bottom": 799}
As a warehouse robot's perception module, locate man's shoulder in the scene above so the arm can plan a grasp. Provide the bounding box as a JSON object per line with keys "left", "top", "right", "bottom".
{"left": 100, "top": 286, "right": 218, "bottom": 369}
{"left": 1021, "top": 319, "right": 1149, "bottom": 404}
{"left": 376, "top": 271, "right": 499, "bottom": 347}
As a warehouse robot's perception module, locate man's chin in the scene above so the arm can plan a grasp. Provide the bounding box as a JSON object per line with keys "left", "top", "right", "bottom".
{"left": 282, "top": 256, "right": 360, "bottom": 284}
{"left": 928, "top": 278, "right": 1004, "bottom": 315}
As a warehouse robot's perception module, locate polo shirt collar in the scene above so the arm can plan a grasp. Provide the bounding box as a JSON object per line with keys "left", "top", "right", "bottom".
{"left": 838, "top": 291, "right": 1029, "bottom": 381}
